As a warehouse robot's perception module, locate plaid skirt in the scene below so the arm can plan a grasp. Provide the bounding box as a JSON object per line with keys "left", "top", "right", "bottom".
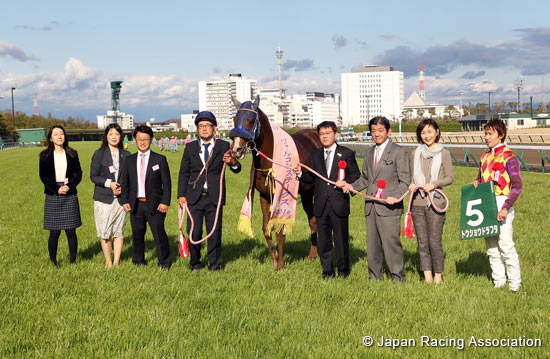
{"left": 44, "top": 194, "right": 82, "bottom": 230}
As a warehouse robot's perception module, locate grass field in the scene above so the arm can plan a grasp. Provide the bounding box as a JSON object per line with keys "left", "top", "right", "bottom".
{"left": 1, "top": 142, "right": 548, "bottom": 358}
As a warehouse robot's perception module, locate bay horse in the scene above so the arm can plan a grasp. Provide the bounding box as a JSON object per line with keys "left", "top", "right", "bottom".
{"left": 229, "top": 96, "right": 322, "bottom": 270}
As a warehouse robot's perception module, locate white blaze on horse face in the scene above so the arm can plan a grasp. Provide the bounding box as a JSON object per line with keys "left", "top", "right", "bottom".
{"left": 231, "top": 137, "right": 246, "bottom": 159}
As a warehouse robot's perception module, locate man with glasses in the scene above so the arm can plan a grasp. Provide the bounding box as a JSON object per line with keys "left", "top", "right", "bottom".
{"left": 119, "top": 125, "right": 172, "bottom": 269}
{"left": 177, "top": 111, "right": 241, "bottom": 271}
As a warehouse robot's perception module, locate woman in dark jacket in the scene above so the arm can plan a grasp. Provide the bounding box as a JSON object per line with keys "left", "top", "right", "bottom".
{"left": 90, "top": 124, "right": 131, "bottom": 267}
{"left": 39, "top": 125, "right": 82, "bottom": 266}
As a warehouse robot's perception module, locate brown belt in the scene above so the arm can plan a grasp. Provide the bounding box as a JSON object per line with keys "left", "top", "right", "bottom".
{"left": 138, "top": 198, "right": 147, "bottom": 202}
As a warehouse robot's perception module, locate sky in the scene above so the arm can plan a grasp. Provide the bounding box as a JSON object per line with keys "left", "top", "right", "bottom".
{"left": 1, "top": 0, "right": 549, "bottom": 122}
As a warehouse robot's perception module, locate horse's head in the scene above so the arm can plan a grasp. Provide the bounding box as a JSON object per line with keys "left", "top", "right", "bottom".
{"left": 229, "top": 95, "right": 261, "bottom": 160}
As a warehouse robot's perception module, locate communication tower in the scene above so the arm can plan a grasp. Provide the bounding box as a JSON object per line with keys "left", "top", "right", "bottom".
{"left": 34, "top": 93, "right": 39, "bottom": 116}
{"left": 418, "top": 61, "right": 425, "bottom": 101}
{"left": 276, "top": 44, "right": 284, "bottom": 99}
{"left": 514, "top": 78, "right": 524, "bottom": 112}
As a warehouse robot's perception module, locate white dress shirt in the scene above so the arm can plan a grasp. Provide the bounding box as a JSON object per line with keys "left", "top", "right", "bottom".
{"left": 136, "top": 150, "right": 151, "bottom": 198}
{"left": 199, "top": 138, "right": 215, "bottom": 189}
{"left": 324, "top": 142, "right": 337, "bottom": 175}
{"left": 373, "top": 138, "right": 390, "bottom": 166}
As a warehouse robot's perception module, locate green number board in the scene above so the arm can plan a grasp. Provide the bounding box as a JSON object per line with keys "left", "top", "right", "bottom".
{"left": 460, "top": 182, "right": 500, "bottom": 240}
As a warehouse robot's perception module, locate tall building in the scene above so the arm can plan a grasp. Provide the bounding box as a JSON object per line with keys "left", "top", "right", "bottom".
{"left": 341, "top": 65, "right": 404, "bottom": 126}
{"left": 96, "top": 110, "right": 134, "bottom": 129}
{"left": 258, "top": 90, "right": 340, "bottom": 129}
{"left": 198, "top": 74, "right": 258, "bottom": 130}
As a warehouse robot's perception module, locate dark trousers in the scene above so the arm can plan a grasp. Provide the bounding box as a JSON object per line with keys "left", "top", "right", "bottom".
{"left": 316, "top": 203, "right": 350, "bottom": 277}
{"left": 366, "top": 213, "right": 406, "bottom": 282}
{"left": 48, "top": 229, "right": 77, "bottom": 264}
{"left": 411, "top": 206, "right": 446, "bottom": 272}
{"left": 187, "top": 194, "right": 223, "bottom": 270}
{"left": 130, "top": 201, "right": 171, "bottom": 269}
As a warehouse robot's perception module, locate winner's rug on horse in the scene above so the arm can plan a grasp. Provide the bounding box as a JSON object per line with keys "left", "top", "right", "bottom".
{"left": 229, "top": 96, "right": 322, "bottom": 270}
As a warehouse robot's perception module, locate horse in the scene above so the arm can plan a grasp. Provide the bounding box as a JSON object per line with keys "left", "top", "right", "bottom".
{"left": 229, "top": 95, "right": 322, "bottom": 270}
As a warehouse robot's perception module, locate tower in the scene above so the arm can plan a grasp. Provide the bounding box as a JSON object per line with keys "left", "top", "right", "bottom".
{"left": 419, "top": 61, "right": 425, "bottom": 101}
{"left": 110, "top": 81, "right": 123, "bottom": 124}
{"left": 514, "top": 78, "right": 524, "bottom": 112}
{"left": 33, "top": 93, "right": 38, "bottom": 116}
{"left": 276, "top": 44, "right": 284, "bottom": 99}
{"left": 110, "top": 81, "right": 123, "bottom": 112}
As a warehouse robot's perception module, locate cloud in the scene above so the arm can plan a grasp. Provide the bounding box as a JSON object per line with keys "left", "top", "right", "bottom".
{"left": 380, "top": 33, "right": 398, "bottom": 40}
{"left": 15, "top": 21, "right": 60, "bottom": 31}
{"left": 0, "top": 41, "right": 40, "bottom": 62}
{"left": 0, "top": 58, "right": 199, "bottom": 115}
{"left": 404, "top": 75, "right": 514, "bottom": 106}
{"left": 460, "top": 70, "right": 486, "bottom": 79}
{"left": 372, "top": 27, "right": 550, "bottom": 77}
{"left": 331, "top": 34, "right": 348, "bottom": 50}
{"left": 258, "top": 74, "right": 340, "bottom": 96}
{"left": 282, "top": 59, "right": 314, "bottom": 72}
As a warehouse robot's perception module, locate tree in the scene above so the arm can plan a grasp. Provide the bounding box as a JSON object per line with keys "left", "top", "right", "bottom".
{"left": 444, "top": 105, "right": 457, "bottom": 119}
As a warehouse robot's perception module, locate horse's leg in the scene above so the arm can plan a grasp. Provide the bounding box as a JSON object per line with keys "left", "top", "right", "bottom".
{"left": 301, "top": 189, "right": 318, "bottom": 261}
{"left": 260, "top": 196, "right": 278, "bottom": 268}
{"left": 275, "top": 231, "right": 285, "bottom": 271}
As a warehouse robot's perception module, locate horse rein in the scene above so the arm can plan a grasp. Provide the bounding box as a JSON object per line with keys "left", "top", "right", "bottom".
{"left": 255, "top": 150, "right": 449, "bottom": 213}
{"left": 190, "top": 139, "right": 216, "bottom": 189}
{"left": 178, "top": 149, "right": 231, "bottom": 245}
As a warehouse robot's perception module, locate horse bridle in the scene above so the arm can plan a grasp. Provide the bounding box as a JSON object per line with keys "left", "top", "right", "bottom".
{"left": 229, "top": 107, "right": 261, "bottom": 153}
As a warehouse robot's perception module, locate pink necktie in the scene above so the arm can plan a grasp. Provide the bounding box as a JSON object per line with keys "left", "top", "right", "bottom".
{"left": 140, "top": 153, "right": 146, "bottom": 196}
{"left": 374, "top": 146, "right": 381, "bottom": 169}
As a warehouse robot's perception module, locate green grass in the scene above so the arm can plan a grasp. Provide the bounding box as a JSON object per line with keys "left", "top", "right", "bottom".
{"left": 0, "top": 142, "right": 548, "bottom": 358}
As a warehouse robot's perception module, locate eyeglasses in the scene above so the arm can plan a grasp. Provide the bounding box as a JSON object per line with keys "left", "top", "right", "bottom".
{"left": 198, "top": 124, "right": 213, "bottom": 129}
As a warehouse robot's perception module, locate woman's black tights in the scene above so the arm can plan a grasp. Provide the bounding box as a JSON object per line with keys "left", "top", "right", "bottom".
{"left": 48, "top": 229, "right": 78, "bottom": 265}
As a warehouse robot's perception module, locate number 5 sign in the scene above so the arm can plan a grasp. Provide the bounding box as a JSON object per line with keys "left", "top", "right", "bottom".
{"left": 460, "top": 182, "right": 500, "bottom": 240}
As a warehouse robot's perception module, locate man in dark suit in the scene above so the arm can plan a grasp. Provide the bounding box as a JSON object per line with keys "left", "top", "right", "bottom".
{"left": 119, "top": 125, "right": 172, "bottom": 269}
{"left": 293, "top": 121, "right": 360, "bottom": 278}
{"left": 178, "top": 111, "right": 241, "bottom": 271}
{"left": 341, "top": 117, "right": 411, "bottom": 282}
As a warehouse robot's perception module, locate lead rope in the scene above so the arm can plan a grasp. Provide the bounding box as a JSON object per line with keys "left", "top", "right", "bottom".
{"left": 178, "top": 153, "right": 228, "bottom": 246}
{"left": 255, "top": 149, "right": 448, "bottom": 210}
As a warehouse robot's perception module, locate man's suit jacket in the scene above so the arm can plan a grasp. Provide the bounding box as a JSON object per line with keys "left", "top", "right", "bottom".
{"left": 300, "top": 144, "right": 360, "bottom": 218}
{"left": 39, "top": 150, "right": 82, "bottom": 195}
{"left": 352, "top": 141, "right": 410, "bottom": 216}
{"left": 177, "top": 139, "right": 241, "bottom": 206}
{"left": 90, "top": 146, "right": 131, "bottom": 203}
{"left": 119, "top": 150, "right": 171, "bottom": 214}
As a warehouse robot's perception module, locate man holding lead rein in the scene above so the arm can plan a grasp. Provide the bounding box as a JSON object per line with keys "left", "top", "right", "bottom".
{"left": 178, "top": 111, "right": 241, "bottom": 271}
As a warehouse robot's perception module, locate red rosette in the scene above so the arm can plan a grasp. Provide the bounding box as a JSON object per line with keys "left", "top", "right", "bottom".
{"left": 377, "top": 179, "right": 387, "bottom": 189}
{"left": 338, "top": 160, "right": 347, "bottom": 169}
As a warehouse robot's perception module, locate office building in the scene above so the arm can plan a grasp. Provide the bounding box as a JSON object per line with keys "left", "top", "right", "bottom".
{"left": 341, "top": 65, "right": 404, "bottom": 126}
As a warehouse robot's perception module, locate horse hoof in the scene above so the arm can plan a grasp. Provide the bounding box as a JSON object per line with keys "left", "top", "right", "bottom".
{"left": 308, "top": 247, "right": 318, "bottom": 261}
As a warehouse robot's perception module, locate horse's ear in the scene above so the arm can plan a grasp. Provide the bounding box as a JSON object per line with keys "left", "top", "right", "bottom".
{"left": 252, "top": 95, "right": 260, "bottom": 110}
{"left": 230, "top": 95, "right": 241, "bottom": 109}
